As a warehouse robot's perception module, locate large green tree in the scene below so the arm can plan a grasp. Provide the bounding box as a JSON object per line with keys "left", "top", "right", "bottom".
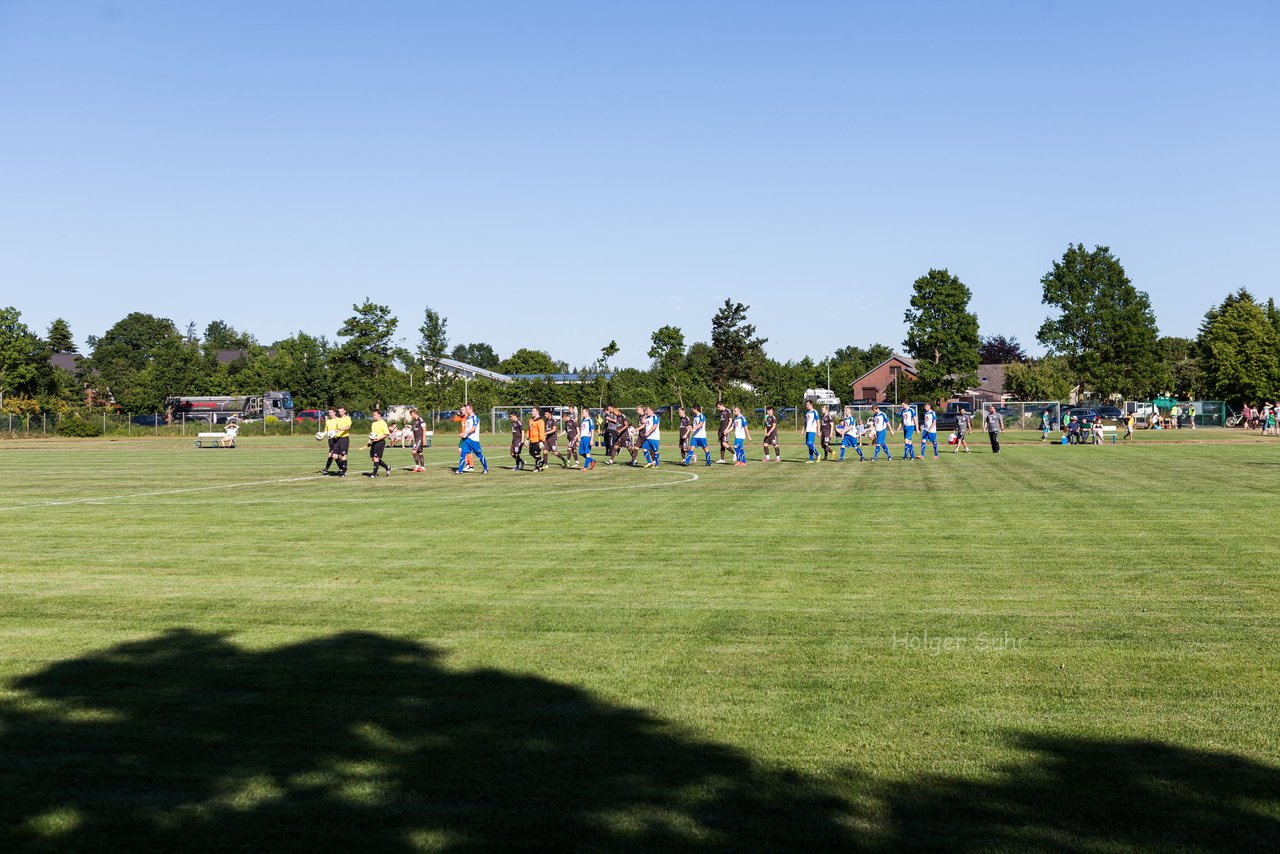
{"left": 450, "top": 343, "right": 500, "bottom": 370}
{"left": 0, "top": 307, "right": 42, "bottom": 408}
{"left": 648, "top": 325, "right": 687, "bottom": 406}
{"left": 1037, "top": 244, "right": 1161, "bottom": 399}
{"left": 709, "top": 299, "right": 767, "bottom": 400}
{"left": 46, "top": 318, "right": 76, "bottom": 354}
{"left": 499, "top": 348, "right": 564, "bottom": 375}
{"left": 1197, "top": 289, "right": 1280, "bottom": 405}
{"left": 86, "top": 312, "right": 183, "bottom": 409}
{"left": 331, "top": 300, "right": 398, "bottom": 405}
{"left": 417, "top": 307, "right": 451, "bottom": 414}
{"left": 902, "top": 268, "right": 980, "bottom": 402}
{"left": 1002, "top": 357, "right": 1074, "bottom": 401}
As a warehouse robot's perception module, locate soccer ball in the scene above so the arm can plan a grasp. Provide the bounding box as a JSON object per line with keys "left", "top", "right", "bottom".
{"left": 315, "top": 431, "right": 326, "bottom": 441}
{"left": 369, "top": 432, "right": 379, "bottom": 442}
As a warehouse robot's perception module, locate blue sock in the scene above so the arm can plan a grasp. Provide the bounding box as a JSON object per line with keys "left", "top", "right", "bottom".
{"left": 839, "top": 448, "right": 845, "bottom": 460}
{"left": 653, "top": 452, "right": 660, "bottom": 467}
{"left": 643, "top": 450, "right": 652, "bottom": 464}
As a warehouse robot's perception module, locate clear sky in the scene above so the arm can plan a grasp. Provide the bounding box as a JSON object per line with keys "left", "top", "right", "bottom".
{"left": 2, "top": 1, "right": 1276, "bottom": 368}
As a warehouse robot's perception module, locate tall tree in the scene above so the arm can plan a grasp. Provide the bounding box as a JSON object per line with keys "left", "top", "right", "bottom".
{"left": 648, "top": 325, "right": 687, "bottom": 406}
{"left": 1002, "top": 357, "right": 1074, "bottom": 401}
{"left": 1037, "top": 244, "right": 1160, "bottom": 399}
{"left": 46, "top": 318, "right": 76, "bottom": 354}
{"left": 204, "top": 320, "right": 253, "bottom": 350}
{"left": 1197, "top": 289, "right": 1280, "bottom": 405}
{"left": 450, "top": 342, "right": 500, "bottom": 370}
{"left": 709, "top": 299, "right": 767, "bottom": 400}
{"left": 417, "top": 307, "right": 450, "bottom": 414}
{"left": 902, "top": 268, "right": 980, "bottom": 402}
{"left": 0, "top": 307, "right": 42, "bottom": 408}
{"left": 978, "top": 334, "right": 1027, "bottom": 364}
{"left": 592, "top": 340, "right": 619, "bottom": 406}
{"left": 86, "top": 312, "right": 182, "bottom": 409}
{"left": 499, "top": 349, "right": 563, "bottom": 375}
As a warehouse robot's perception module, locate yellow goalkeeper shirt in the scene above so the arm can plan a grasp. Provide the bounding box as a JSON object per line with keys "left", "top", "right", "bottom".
{"left": 332, "top": 415, "right": 352, "bottom": 438}
{"left": 370, "top": 418, "right": 390, "bottom": 441}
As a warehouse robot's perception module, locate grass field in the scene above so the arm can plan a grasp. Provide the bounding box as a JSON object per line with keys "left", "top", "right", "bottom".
{"left": 2, "top": 429, "right": 1278, "bottom": 851}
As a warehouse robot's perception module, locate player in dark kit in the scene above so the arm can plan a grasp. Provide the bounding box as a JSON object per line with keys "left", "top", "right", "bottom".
{"left": 609, "top": 409, "right": 638, "bottom": 465}
{"left": 677, "top": 407, "right": 692, "bottom": 466}
{"left": 562, "top": 410, "right": 580, "bottom": 468}
{"left": 820, "top": 405, "right": 835, "bottom": 461}
{"left": 544, "top": 410, "right": 568, "bottom": 467}
{"left": 409, "top": 407, "right": 427, "bottom": 472}
{"left": 716, "top": 402, "right": 732, "bottom": 463}
{"left": 508, "top": 411, "right": 526, "bottom": 471}
{"left": 763, "top": 406, "right": 780, "bottom": 461}
{"left": 603, "top": 407, "right": 620, "bottom": 457}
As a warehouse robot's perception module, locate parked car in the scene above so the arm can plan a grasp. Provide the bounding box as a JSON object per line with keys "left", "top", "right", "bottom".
{"left": 295, "top": 409, "right": 325, "bottom": 422}
{"left": 348, "top": 411, "right": 369, "bottom": 421}
{"left": 1067, "top": 407, "right": 1100, "bottom": 424}
{"left": 1094, "top": 406, "right": 1124, "bottom": 422}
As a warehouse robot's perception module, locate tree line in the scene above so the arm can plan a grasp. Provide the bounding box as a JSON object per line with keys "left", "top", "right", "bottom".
{"left": 2, "top": 244, "right": 1276, "bottom": 418}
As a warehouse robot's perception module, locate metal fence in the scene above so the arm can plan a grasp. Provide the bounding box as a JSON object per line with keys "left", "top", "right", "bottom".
{"left": 0, "top": 413, "right": 381, "bottom": 439}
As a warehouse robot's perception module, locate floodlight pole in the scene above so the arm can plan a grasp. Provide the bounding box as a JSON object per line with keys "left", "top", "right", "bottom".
{"left": 826, "top": 355, "right": 830, "bottom": 390}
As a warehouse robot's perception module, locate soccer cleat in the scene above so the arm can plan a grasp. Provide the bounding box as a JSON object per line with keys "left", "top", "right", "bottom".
{"left": 643, "top": 461, "right": 654, "bottom": 468}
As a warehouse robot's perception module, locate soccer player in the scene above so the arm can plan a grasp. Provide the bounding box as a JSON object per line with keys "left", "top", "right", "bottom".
{"left": 838, "top": 406, "right": 864, "bottom": 461}
{"left": 640, "top": 405, "right": 661, "bottom": 467}
{"left": 732, "top": 406, "right": 750, "bottom": 465}
{"left": 508, "top": 410, "right": 526, "bottom": 471}
{"left": 1040, "top": 408, "right": 1052, "bottom": 443}
{"left": 562, "top": 410, "right": 580, "bottom": 467}
{"left": 409, "top": 407, "right": 427, "bottom": 472}
{"left": 544, "top": 409, "right": 568, "bottom": 467}
{"left": 921, "top": 403, "right": 940, "bottom": 458}
{"left": 716, "top": 401, "right": 732, "bottom": 463}
{"left": 763, "top": 406, "right": 780, "bottom": 461}
{"left": 1123, "top": 410, "right": 1135, "bottom": 440}
{"left": 900, "top": 402, "right": 918, "bottom": 460}
{"left": 454, "top": 404, "right": 489, "bottom": 474}
{"left": 870, "top": 404, "right": 893, "bottom": 461}
{"left": 527, "top": 406, "right": 548, "bottom": 472}
{"left": 364, "top": 409, "right": 392, "bottom": 477}
{"left": 328, "top": 406, "right": 352, "bottom": 476}
{"left": 953, "top": 407, "right": 972, "bottom": 454}
{"left": 820, "top": 405, "right": 835, "bottom": 461}
{"left": 603, "top": 406, "right": 620, "bottom": 458}
{"left": 320, "top": 407, "right": 339, "bottom": 474}
{"left": 803, "top": 400, "right": 820, "bottom": 463}
{"left": 608, "top": 407, "right": 634, "bottom": 465}
{"left": 688, "top": 404, "right": 711, "bottom": 466}
{"left": 677, "top": 407, "right": 692, "bottom": 466}
{"left": 578, "top": 406, "right": 597, "bottom": 470}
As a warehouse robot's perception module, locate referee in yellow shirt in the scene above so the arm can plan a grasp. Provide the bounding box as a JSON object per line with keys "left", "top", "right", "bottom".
{"left": 328, "top": 407, "right": 353, "bottom": 477}
{"left": 365, "top": 410, "right": 392, "bottom": 477}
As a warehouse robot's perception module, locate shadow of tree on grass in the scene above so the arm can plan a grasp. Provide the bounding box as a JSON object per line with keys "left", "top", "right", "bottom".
{"left": 1, "top": 630, "right": 1276, "bottom": 852}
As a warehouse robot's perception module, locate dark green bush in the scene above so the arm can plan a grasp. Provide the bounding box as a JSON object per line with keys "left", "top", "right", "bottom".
{"left": 56, "top": 418, "right": 103, "bottom": 437}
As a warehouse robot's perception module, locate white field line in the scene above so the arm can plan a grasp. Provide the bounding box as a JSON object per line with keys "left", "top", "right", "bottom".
{"left": 0, "top": 470, "right": 701, "bottom": 512}
{"left": 0, "top": 475, "right": 326, "bottom": 512}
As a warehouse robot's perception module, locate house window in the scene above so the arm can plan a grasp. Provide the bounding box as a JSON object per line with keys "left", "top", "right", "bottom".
{"left": 862, "top": 387, "right": 878, "bottom": 400}
{"left": 889, "top": 365, "right": 900, "bottom": 377}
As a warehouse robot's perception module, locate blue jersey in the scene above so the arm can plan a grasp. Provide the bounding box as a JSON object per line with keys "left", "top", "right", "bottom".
{"left": 647, "top": 414, "right": 661, "bottom": 441}
{"left": 462, "top": 414, "right": 480, "bottom": 441}
{"left": 900, "top": 407, "right": 916, "bottom": 428}
{"left": 872, "top": 412, "right": 888, "bottom": 433}
{"left": 692, "top": 413, "right": 707, "bottom": 440}
{"left": 923, "top": 410, "right": 937, "bottom": 432}
{"left": 581, "top": 416, "right": 594, "bottom": 441}
{"left": 842, "top": 415, "right": 858, "bottom": 434}
{"left": 804, "top": 410, "right": 819, "bottom": 433}
{"left": 734, "top": 414, "right": 748, "bottom": 439}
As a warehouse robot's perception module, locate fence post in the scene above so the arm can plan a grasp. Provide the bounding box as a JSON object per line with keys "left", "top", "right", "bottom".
{"left": 154, "top": 415, "right": 159, "bottom": 437}
{"left": 43, "top": 413, "right": 47, "bottom": 435}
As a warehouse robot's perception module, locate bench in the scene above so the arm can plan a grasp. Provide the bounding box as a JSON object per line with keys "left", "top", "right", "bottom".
{"left": 196, "top": 432, "right": 235, "bottom": 449}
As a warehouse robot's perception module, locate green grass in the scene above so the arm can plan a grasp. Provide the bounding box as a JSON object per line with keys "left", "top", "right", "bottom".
{"left": 2, "top": 430, "right": 1278, "bottom": 851}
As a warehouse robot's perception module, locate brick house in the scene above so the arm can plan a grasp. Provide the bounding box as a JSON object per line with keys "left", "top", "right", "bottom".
{"left": 848, "top": 354, "right": 918, "bottom": 403}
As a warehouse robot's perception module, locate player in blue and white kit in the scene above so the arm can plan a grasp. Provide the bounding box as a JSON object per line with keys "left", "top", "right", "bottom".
{"left": 453, "top": 403, "right": 489, "bottom": 474}
{"left": 870, "top": 405, "right": 893, "bottom": 461}
{"left": 899, "top": 403, "right": 918, "bottom": 460}
{"left": 687, "top": 405, "right": 711, "bottom": 466}
{"left": 803, "top": 400, "right": 820, "bottom": 463}
{"left": 578, "top": 406, "right": 597, "bottom": 470}
{"left": 921, "top": 403, "right": 940, "bottom": 458}
{"left": 732, "top": 406, "right": 750, "bottom": 465}
{"left": 838, "top": 406, "right": 864, "bottom": 461}
{"left": 640, "top": 405, "right": 661, "bottom": 468}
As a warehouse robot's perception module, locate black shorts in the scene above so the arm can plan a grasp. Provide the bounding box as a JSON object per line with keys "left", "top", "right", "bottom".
{"left": 529, "top": 441, "right": 543, "bottom": 456}
{"left": 511, "top": 440, "right": 524, "bottom": 454}
{"left": 545, "top": 438, "right": 558, "bottom": 453}
{"left": 765, "top": 432, "right": 778, "bottom": 445}
{"left": 718, "top": 430, "right": 729, "bottom": 445}
{"left": 369, "top": 439, "right": 385, "bottom": 458}
{"left": 333, "top": 436, "right": 350, "bottom": 456}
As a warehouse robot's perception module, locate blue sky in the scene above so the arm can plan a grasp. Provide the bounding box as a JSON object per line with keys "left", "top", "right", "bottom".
{"left": 2, "top": 1, "right": 1276, "bottom": 368}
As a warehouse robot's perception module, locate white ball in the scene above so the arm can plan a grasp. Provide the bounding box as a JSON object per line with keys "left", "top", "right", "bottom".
{"left": 369, "top": 432, "right": 379, "bottom": 442}
{"left": 315, "top": 431, "right": 326, "bottom": 441}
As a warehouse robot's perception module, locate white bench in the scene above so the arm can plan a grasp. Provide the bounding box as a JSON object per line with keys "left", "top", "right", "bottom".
{"left": 195, "top": 432, "right": 235, "bottom": 449}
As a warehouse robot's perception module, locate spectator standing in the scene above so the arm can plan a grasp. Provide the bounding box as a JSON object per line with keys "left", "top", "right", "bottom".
{"left": 984, "top": 404, "right": 1004, "bottom": 454}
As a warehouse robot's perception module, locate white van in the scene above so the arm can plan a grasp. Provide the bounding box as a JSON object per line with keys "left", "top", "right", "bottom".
{"left": 804, "top": 388, "right": 841, "bottom": 407}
